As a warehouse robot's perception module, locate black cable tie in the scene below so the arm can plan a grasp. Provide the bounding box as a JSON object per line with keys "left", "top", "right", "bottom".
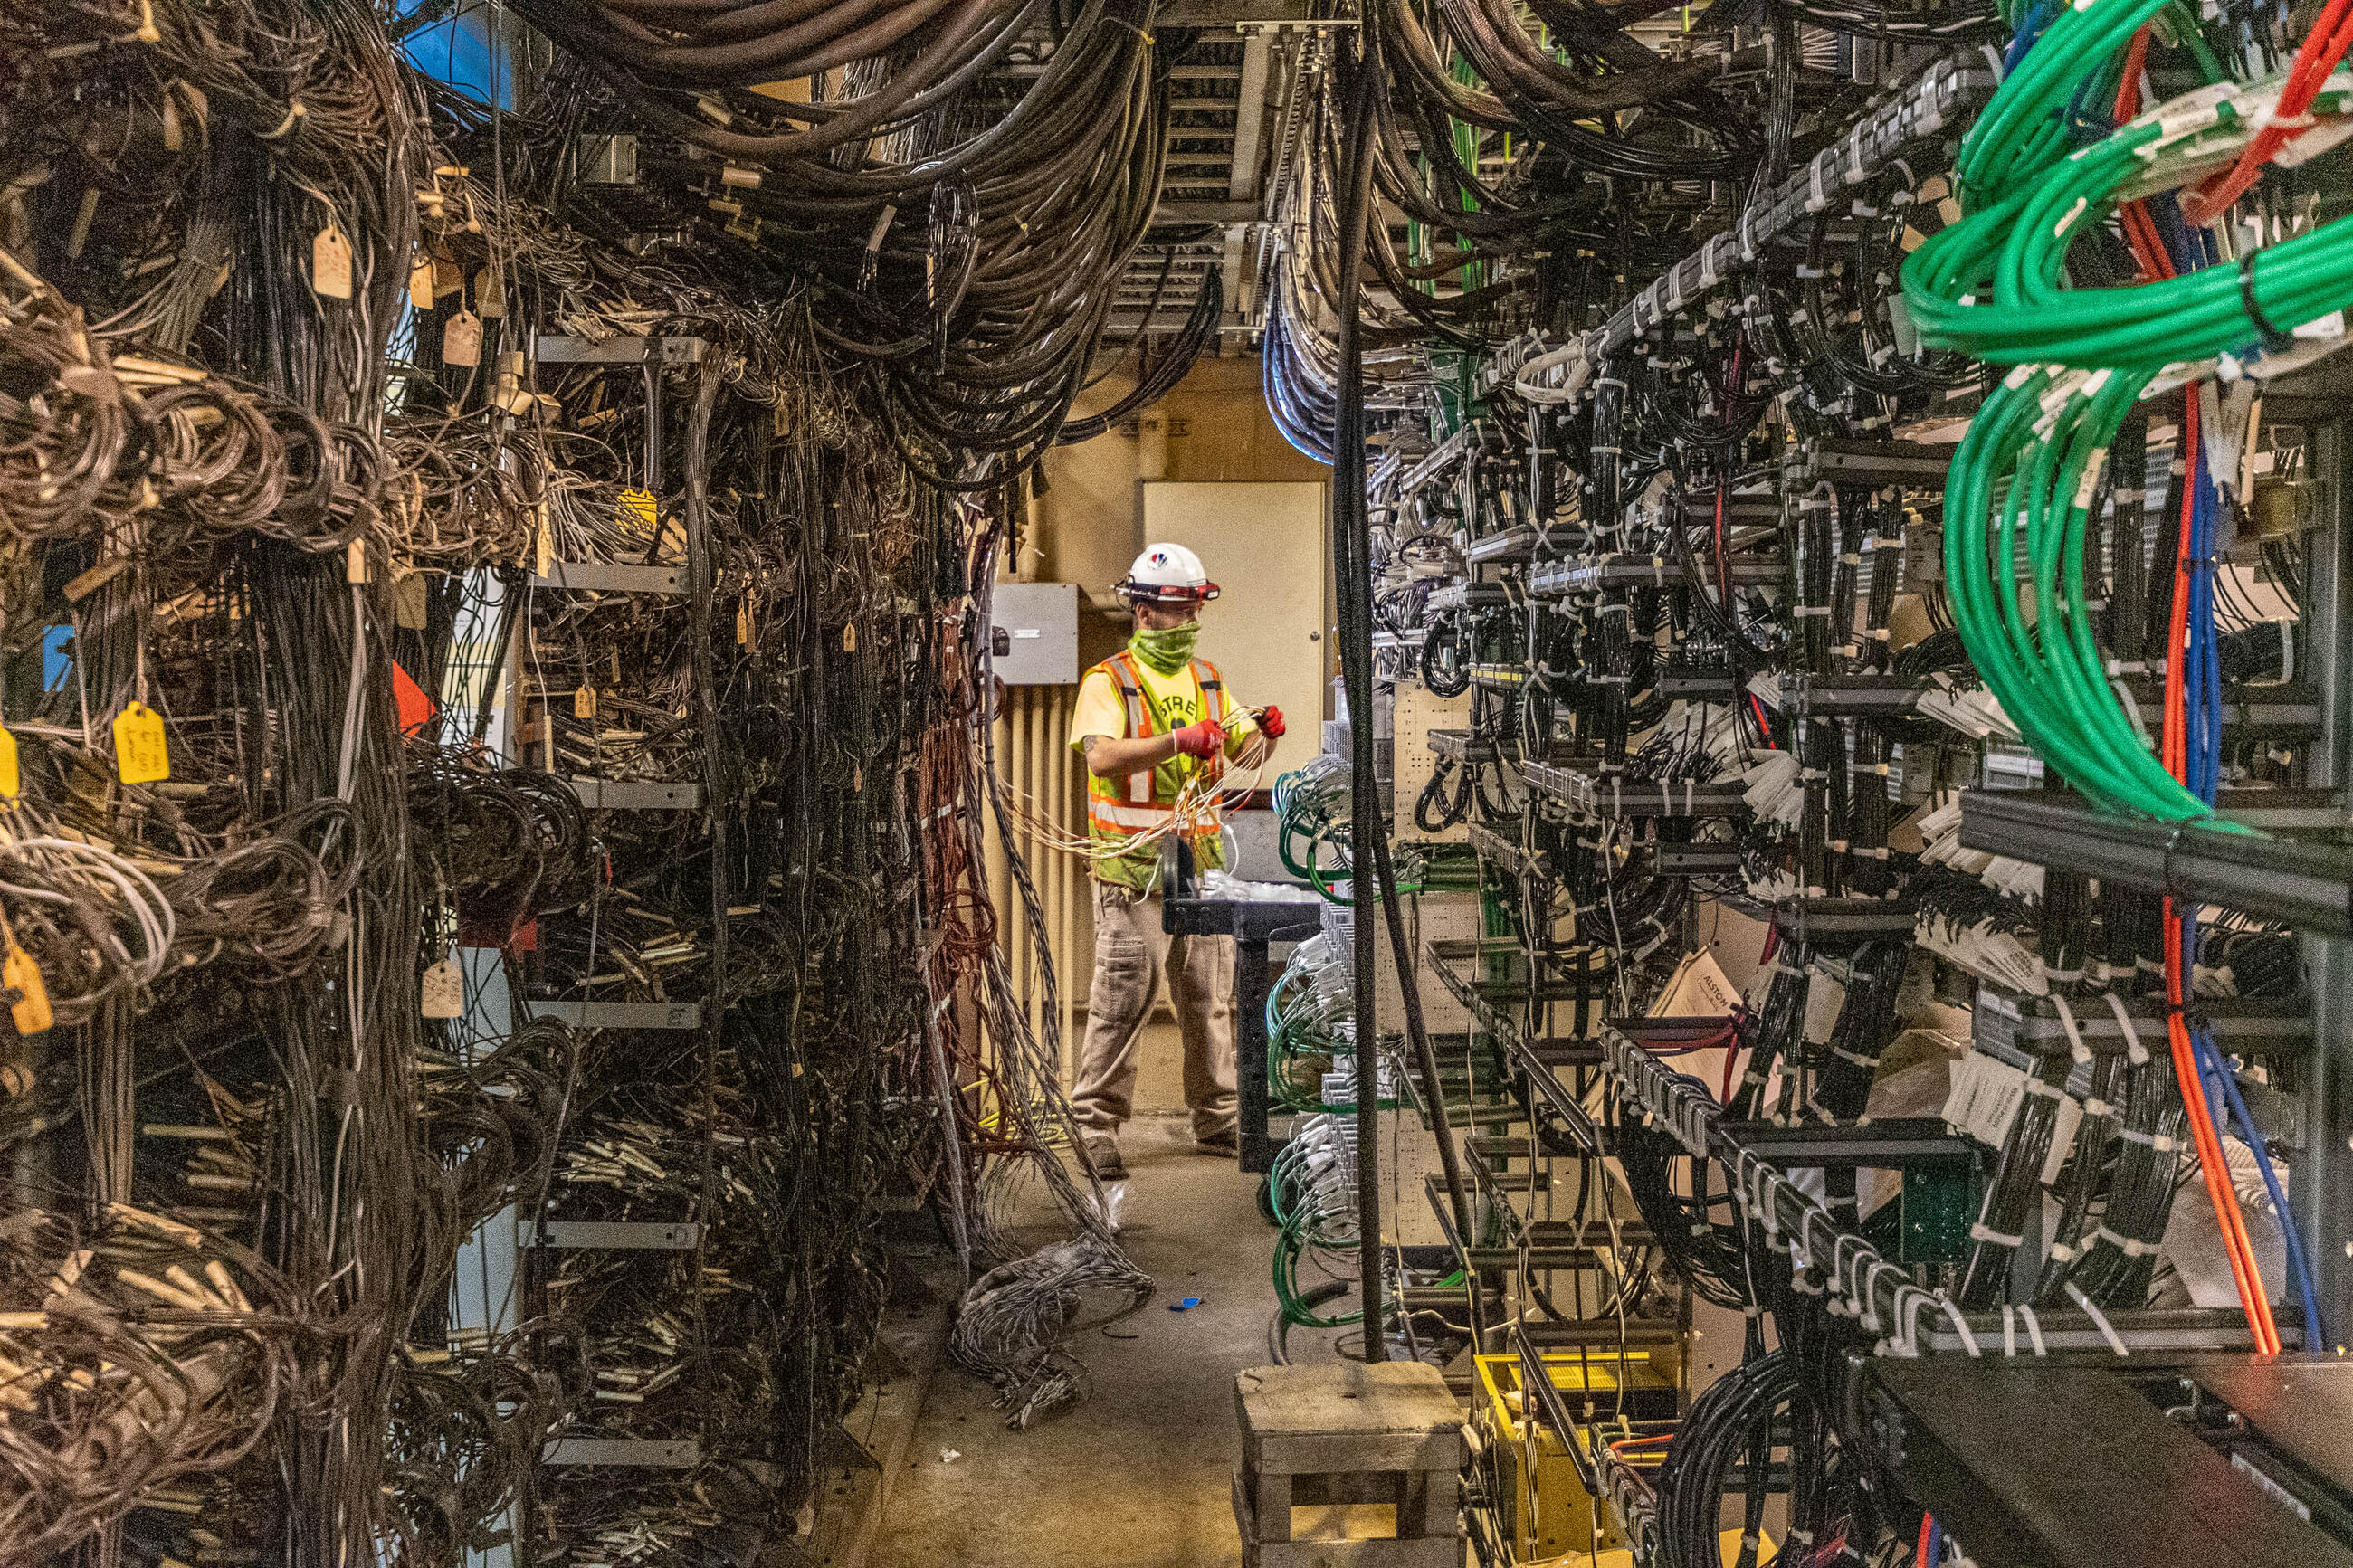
{"left": 2238, "top": 251, "right": 2298, "bottom": 356}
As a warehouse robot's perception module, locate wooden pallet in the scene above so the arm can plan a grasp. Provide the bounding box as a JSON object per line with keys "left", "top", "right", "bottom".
{"left": 1234, "top": 1362, "right": 1465, "bottom": 1568}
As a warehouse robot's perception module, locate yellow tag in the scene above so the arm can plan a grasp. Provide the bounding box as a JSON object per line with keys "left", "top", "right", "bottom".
{"left": 311, "top": 226, "right": 353, "bottom": 300}
{"left": 737, "top": 602, "right": 751, "bottom": 645}
{"left": 112, "top": 702, "right": 168, "bottom": 784}
{"left": 474, "top": 268, "right": 504, "bottom": 318}
{"left": 619, "top": 488, "right": 659, "bottom": 537}
{"left": 843, "top": 623, "right": 857, "bottom": 653}
{"left": 442, "top": 310, "right": 482, "bottom": 369}
{"left": 393, "top": 569, "right": 429, "bottom": 630}
{"left": 574, "top": 687, "right": 596, "bottom": 719}
{"left": 4, "top": 944, "right": 51, "bottom": 1036}
{"left": 408, "top": 256, "right": 435, "bottom": 309}
{"left": 0, "top": 728, "right": 19, "bottom": 801}
{"left": 534, "top": 506, "right": 553, "bottom": 577}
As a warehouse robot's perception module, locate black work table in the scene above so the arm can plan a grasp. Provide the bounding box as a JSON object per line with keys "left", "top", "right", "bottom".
{"left": 1161, "top": 848, "right": 1322, "bottom": 1173}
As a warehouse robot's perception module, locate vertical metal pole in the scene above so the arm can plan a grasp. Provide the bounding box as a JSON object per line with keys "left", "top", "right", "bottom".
{"left": 2299, "top": 417, "right": 2352, "bottom": 1347}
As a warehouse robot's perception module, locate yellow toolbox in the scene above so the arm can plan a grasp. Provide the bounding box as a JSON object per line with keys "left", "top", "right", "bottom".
{"left": 1472, "top": 1350, "right": 1676, "bottom": 1563}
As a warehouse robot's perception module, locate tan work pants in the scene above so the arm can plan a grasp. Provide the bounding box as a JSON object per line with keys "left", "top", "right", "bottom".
{"left": 1073, "top": 881, "right": 1238, "bottom": 1142}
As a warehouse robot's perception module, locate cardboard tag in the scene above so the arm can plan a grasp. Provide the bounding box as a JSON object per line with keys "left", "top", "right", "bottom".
{"left": 393, "top": 569, "right": 430, "bottom": 629}
{"left": 534, "top": 506, "right": 553, "bottom": 577}
{"left": 311, "top": 226, "right": 353, "bottom": 299}
{"left": 0, "top": 728, "right": 19, "bottom": 802}
{"left": 843, "top": 623, "right": 857, "bottom": 653}
{"left": 737, "top": 602, "right": 751, "bottom": 645}
{"left": 4, "top": 943, "right": 51, "bottom": 1035}
{"left": 408, "top": 256, "right": 435, "bottom": 309}
{"left": 112, "top": 702, "right": 169, "bottom": 784}
{"left": 574, "top": 687, "right": 597, "bottom": 719}
{"left": 346, "top": 538, "right": 369, "bottom": 584}
{"left": 421, "top": 956, "right": 463, "bottom": 1019}
{"left": 474, "top": 268, "right": 504, "bottom": 318}
{"left": 442, "top": 310, "right": 482, "bottom": 369}
{"left": 619, "top": 488, "right": 659, "bottom": 537}
{"left": 432, "top": 255, "right": 462, "bottom": 298}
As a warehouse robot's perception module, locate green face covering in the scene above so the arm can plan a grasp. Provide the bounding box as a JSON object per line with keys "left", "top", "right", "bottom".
{"left": 1129, "top": 623, "right": 1200, "bottom": 676}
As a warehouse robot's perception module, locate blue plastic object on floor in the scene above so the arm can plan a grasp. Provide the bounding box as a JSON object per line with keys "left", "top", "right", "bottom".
{"left": 1169, "top": 1297, "right": 1203, "bottom": 1311}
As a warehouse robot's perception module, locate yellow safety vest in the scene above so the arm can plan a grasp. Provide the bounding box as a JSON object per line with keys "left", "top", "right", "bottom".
{"left": 1084, "top": 649, "right": 1233, "bottom": 889}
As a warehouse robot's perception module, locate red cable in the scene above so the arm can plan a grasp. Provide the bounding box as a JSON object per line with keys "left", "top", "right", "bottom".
{"left": 2158, "top": 394, "right": 2280, "bottom": 1353}
{"left": 2181, "top": 0, "right": 2353, "bottom": 224}
{"left": 1916, "top": 1513, "right": 1935, "bottom": 1567}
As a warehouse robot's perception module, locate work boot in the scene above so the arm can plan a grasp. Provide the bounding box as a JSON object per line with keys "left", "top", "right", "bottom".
{"left": 1194, "top": 1126, "right": 1239, "bottom": 1155}
{"left": 1081, "top": 1134, "right": 1128, "bottom": 1181}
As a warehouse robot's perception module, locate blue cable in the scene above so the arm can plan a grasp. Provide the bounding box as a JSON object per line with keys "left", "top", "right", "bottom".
{"left": 2175, "top": 442, "right": 2327, "bottom": 1344}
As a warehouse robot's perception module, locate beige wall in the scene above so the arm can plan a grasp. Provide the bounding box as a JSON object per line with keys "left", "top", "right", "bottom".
{"left": 1030, "top": 356, "right": 1333, "bottom": 683}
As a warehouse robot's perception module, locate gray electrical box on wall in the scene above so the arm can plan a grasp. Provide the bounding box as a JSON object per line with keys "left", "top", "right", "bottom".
{"left": 989, "top": 583, "right": 1080, "bottom": 685}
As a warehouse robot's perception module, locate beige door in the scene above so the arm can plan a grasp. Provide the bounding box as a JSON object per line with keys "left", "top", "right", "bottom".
{"left": 1140, "top": 482, "right": 1329, "bottom": 759}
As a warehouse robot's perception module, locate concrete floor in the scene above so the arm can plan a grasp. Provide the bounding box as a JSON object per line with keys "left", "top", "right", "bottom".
{"left": 876, "top": 1022, "right": 1348, "bottom": 1568}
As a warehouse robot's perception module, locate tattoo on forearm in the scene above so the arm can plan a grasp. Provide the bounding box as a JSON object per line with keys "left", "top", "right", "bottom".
{"left": 1079, "top": 736, "right": 1100, "bottom": 757}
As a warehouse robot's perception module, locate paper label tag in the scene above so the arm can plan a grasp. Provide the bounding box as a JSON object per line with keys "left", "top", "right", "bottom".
{"left": 843, "top": 623, "right": 857, "bottom": 652}
{"left": 5, "top": 943, "right": 52, "bottom": 1035}
{"left": 312, "top": 226, "right": 353, "bottom": 299}
{"left": 619, "top": 488, "right": 659, "bottom": 537}
{"left": 473, "top": 268, "right": 504, "bottom": 318}
{"left": 346, "top": 537, "right": 369, "bottom": 584}
{"left": 421, "top": 957, "right": 463, "bottom": 1019}
{"left": 737, "top": 602, "right": 751, "bottom": 644}
{"left": 0, "top": 728, "right": 17, "bottom": 801}
{"left": 408, "top": 256, "right": 435, "bottom": 309}
{"left": 574, "top": 687, "right": 596, "bottom": 719}
{"left": 432, "top": 255, "right": 462, "bottom": 298}
{"left": 443, "top": 310, "right": 482, "bottom": 369}
{"left": 393, "top": 569, "right": 429, "bottom": 629}
{"left": 112, "top": 702, "right": 169, "bottom": 784}
{"left": 535, "top": 506, "right": 553, "bottom": 577}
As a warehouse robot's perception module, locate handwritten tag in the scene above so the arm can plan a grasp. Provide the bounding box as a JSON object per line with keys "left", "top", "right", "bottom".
{"left": 4, "top": 944, "right": 51, "bottom": 1035}
{"left": 0, "top": 728, "right": 19, "bottom": 802}
{"left": 534, "top": 505, "right": 553, "bottom": 577}
{"left": 393, "top": 569, "right": 430, "bottom": 630}
{"left": 408, "top": 256, "right": 435, "bottom": 309}
{"left": 312, "top": 225, "right": 353, "bottom": 299}
{"left": 112, "top": 702, "right": 168, "bottom": 784}
{"left": 443, "top": 310, "right": 482, "bottom": 369}
{"left": 574, "top": 687, "right": 597, "bottom": 719}
{"left": 619, "top": 488, "right": 658, "bottom": 537}
{"left": 421, "top": 957, "right": 463, "bottom": 1019}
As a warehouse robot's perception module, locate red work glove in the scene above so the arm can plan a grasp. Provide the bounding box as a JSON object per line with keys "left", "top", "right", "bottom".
{"left": 1171, "top": 719, "right": 1227, "bottom": 760}
{"left": 1257, "top": 705, "right": 1287, "bottom": 740}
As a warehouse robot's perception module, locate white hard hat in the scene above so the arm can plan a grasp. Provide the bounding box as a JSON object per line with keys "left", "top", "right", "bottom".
{"left": 1117, "top": 542, "right": 1221, "bottom": 605}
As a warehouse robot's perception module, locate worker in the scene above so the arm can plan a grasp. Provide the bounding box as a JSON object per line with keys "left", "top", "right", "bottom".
{"left": 1068, "top": 543, "right": 1287, "bottom": 1179}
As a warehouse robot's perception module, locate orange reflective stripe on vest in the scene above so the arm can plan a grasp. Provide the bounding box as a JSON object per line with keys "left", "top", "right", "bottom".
{"left": 1083, "top": 653, "right": 1229, "bottom": 851}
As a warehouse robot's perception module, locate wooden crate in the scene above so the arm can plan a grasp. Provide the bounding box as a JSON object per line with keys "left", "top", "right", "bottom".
{"left": 1234, "top": 1362, "right": 1465, "bottom": 1568}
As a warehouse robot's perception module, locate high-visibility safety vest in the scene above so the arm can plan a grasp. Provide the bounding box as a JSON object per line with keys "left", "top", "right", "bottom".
{"left": 1083, "top": 649, "right": 1232, "bottom": 888}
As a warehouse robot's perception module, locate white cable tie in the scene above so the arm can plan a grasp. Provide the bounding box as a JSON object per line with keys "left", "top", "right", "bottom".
{"left": 2003, "top": 1305, "right": 2017, "bottom": 1357}
{"left": 2103, "top": 992, "right": 2148, "bottom": 1065}
{"left": 1969, "top": 1221, "right": 2024, "bottom": 1248}
{"left": 2024, "top": 1075, "right": 2066, "bottom": 1101}
{"left": 2066, "top": 1281, "right": 2130, "bottom": 1355}
{"left": 2021, "top": 1304, "right": 2048, "bottom": 1356}
{"left": 1938, "top": 1295, "right": 1983, "bottom": 1356}
{"left": 2052, "top": 994, "right": 2091, "bottom": 1065}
